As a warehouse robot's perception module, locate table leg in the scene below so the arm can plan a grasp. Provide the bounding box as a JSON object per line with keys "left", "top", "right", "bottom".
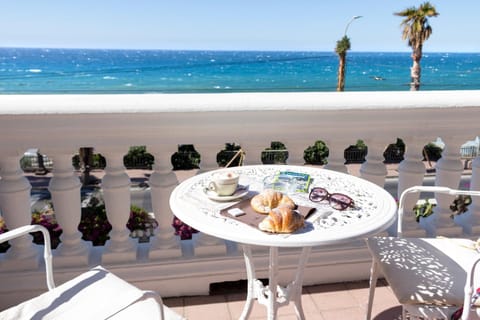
{"left": 240, "top": 245, "right": 256, "bottom": 320}
{"left": 240, "top": 245, "right": 312, "bottom": 320}
{"left": 291, "top": 246, "right": 311, "bottom": 320}
{"left": 267, "top": 247, "right": 279, "bottom": 320}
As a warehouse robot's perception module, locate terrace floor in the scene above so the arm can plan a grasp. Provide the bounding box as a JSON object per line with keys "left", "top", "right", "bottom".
{"left": 162, "top": 278, "right": 402, "bottom": 319}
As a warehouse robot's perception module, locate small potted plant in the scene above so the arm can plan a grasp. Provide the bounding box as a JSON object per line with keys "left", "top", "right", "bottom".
{"left": 216, "top": 143, "right": 244, "bottom": 167}
{"left": 171, "top": 144, "right": 201, "bottom": 170}
{"left": 304, "top": 140, "right": 329, "bottom": 165}
{"left": 262, "top": 141, "right": 289, "bottom": 164}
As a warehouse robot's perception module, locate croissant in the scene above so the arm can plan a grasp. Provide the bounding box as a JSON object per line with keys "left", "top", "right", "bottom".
{"left": 250, "top": 189, "right": 296, "bottom": 214}
{"left": 258, "top": 207, "right": 305, "bottom": 233}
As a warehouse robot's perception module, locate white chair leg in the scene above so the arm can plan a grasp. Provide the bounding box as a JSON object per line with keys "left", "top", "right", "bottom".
{"left": 366, "top": 259, "right": 379, "bottom": 320}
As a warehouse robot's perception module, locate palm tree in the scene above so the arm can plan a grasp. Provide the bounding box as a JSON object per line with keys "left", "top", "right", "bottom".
{"left": 335, "top": 36, "right": 351, "bottom": 91}
{"left": 395, "top": 2, "right": 439, "bottom": 91}
{"left": 336, "top": 16, "right": 362, "bottom": 92}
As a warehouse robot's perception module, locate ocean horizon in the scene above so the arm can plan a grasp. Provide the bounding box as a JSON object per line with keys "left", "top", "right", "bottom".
{"left": 1, "top": 47, "right": 479, "bottom": 94}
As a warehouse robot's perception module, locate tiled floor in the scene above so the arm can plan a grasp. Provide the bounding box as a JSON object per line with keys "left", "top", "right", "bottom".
{"left": 163, "top": 279, "right": 403, "bottom": 320}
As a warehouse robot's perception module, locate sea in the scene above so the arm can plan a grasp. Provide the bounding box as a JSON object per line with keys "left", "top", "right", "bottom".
{"left": 0, "top": 47, "right": 479, "bottom": 94}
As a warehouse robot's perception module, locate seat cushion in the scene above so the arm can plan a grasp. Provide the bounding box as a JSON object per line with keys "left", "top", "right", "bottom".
{"left": 367, "top": 237, "right": 480, "bottom": 307}
{"left": 0, "top": 266, "right": 163, "bottom": 319}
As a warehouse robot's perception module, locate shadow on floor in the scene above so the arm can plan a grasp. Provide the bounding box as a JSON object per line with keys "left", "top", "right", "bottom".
{"left": 373, "top": 306, "right": 403, "bottom": 320}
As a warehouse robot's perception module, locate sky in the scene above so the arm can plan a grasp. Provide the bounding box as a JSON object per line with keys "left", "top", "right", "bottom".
{"left": 1, "top": 0, "right": 479, "bottom": 52}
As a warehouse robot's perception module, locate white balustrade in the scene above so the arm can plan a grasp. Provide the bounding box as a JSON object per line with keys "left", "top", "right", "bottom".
{"left": 0, "top": 153, "right": 37, "bottom": 270}
{"left": 420, "top": 137, "right": 465, "bottom": 237}
{"left": 190, "top": 144, "right": 227, "bottom": 257}
{"left": 391, "top": 137, "right": 428, "bottom": 237}
{"left": 0, "top": 91, "right": 480, "bottom": 306}
{"left": 148, "top": 146, "right": 182, "bottom": 260}
{"left": 323, "top": 139, "right": 348, "bottom": 173}
{"left": 455, "top": 156, "right": 480, "bottom": 235}
{"left": 283, "top": 140, "right": 308, "bottom": 166}
{"left": 47, "top": 150, "right": 89, "bottom": 267}
{"left": 244, "top": 143, "right": 266, "bottom": 165}
{"left": 360, "top": 138, "right": 388, "bottom": 186}
{"left": 99, "top": 148, "right": 137, "bottom": 264}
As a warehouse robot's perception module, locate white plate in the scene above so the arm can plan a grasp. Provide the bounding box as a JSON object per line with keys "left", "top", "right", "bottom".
{"left": 204, "top": 186, "right": 249, "bottom": 202}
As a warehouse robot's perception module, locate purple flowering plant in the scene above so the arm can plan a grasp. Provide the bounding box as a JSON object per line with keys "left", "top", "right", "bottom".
{"left": 79, "top": 192, "right": 158, "bottom": 246}
{"left": 0, "top": 216, "right": 10, "bottom": 252}
{"left": 172, "top": 216, "right": 198, "bottom": 240}
{"left": 31, "top": 203, "right": 63, "bottom": 249}
{"left": 1, "top": 191, "right": 160, "bottom": 250}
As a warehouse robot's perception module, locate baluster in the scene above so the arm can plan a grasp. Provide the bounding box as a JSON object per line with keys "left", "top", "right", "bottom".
{"left": 243, "top": 143, "right": 265, "bottom": 165}
{"left": 48, "top": 150, "right": 89, "bottom": 266}
{"left": 323, "top": 139, "right": 348, "bottom": 174}
{"left": 420, "top": 138, "right": 463, "bottom": 237}
{"left": 455, "top": 155, "right": 480, "bottom": 236}
{"left": 283, "top": 141, "right": 306, "bottom": 166}
{"left": 0, "top": 153, "right": 37, "bottom": 270}
{"left": 99, "top": 148, "right": 136, "bottom": 263}
{"left": 360, "top": 138, "right": 388, "bottom": 187}
{"left": 392, "top": 137, "right": 427, "bottom": 237}
{"left": 192, "top": 144, "right": 227, "bottom": 256}
{"left": 148, "top": 145, "right": 182, "bottom": 260}
{"left": 197, "top": 144, "right": 220, "bottom": 173}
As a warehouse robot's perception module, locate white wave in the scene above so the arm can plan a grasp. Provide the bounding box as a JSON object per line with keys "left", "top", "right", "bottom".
{"left": 103, "top": 76, "right": 117, "bottom": 80}
{"left": 124, "top": 83, "right": 133, "bottom": 87}
{"left": 28, "top": 69, "right": 42, "bottom": 73}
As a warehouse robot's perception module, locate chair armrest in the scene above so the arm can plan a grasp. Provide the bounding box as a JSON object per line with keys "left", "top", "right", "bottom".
{"left": 0, "top": 225, "right": 55, "bottom": 290}
{"left": 461, "top": 255, "right": 480, "bottom": 320}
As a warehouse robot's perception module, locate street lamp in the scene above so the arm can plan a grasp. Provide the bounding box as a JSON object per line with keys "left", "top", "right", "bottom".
{"left": 344, "top": 15, "right": 363, "bottom": 36}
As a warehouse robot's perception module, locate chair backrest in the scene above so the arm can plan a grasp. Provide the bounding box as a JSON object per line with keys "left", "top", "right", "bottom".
{"left": 397, "top": 186, "right": 480, "bottom": 237}
{"left": 392, "top": 186, "right": 480, "bottom": 320}
{"left": 0, "top": 224, "right": 55, "bottom": 290}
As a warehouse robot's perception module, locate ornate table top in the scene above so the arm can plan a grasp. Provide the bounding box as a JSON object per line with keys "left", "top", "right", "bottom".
{"left": 169, "top": 165, "right": 397, "bottom": 247}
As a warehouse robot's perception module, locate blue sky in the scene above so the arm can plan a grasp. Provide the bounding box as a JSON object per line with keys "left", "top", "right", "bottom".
{"left": 1, "top": 0, "right": 478, "bottom": 52}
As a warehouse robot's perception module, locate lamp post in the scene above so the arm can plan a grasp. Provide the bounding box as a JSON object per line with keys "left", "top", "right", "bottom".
{"left": 336, "top": 15, "right": 363, "bottom": 91}
{"left": 344, "top": 15, "right": 363, "bottom": 37}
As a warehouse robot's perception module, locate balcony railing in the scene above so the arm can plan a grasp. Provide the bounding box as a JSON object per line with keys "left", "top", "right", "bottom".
{"left": 1, "top": 90, "right": 480, "bottom": 309}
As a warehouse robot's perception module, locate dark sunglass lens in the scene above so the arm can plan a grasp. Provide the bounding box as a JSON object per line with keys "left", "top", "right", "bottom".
{"left": 309, "top": 188, "right": 328, "bottom": 202}
{"left": 330, "top": 194, "right": 353, "bottom": 210}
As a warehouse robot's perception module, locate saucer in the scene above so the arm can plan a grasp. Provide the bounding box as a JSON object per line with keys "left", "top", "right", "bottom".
{"left": 204, "top": 185, "right": 249, "bottom": 202}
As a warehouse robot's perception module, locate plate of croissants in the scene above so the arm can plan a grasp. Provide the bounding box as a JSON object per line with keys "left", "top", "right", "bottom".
{"left": 220, "top": 189, "right": 314, "bottom": 234}
{"left": 250, "top": 189, "right": 305, "bottom": 234}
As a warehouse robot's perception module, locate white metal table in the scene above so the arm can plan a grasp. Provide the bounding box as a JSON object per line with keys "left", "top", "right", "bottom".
{"left": 169, "top": 165, "right": 397, "bottom": 319}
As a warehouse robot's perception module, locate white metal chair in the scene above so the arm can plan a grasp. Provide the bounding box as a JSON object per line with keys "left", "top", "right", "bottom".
{"left": 366, "top": 186, "right": 480, "bottom": 320}
{"left": 0, "top": 224, "right": 185, "bottom": 320}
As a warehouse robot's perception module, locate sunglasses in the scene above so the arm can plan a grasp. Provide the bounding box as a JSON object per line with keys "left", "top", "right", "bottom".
{"left": 309, "top": 187, "right": 355, "bottom": 211}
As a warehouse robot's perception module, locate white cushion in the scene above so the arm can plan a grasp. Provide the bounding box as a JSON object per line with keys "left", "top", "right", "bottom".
{"left": 367, "top": 237, "right": 480, "bottom": 307}
{"left": 0, "top": 266, "right": 164, "bottom": 320}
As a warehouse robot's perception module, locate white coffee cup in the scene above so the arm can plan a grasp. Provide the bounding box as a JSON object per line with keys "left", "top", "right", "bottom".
{"left": 208, "top": 172, "right": 239, "bottom": 196}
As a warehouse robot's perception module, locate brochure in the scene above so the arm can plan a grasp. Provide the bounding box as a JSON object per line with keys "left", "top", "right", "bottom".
{"left": 272, "top": 171, "right": 312, "bottom": 193}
